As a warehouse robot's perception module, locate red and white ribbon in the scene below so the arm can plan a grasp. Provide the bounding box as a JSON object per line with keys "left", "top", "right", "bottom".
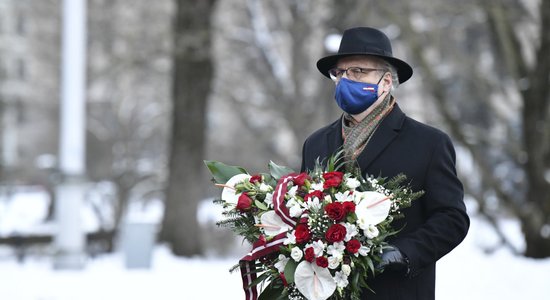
{"left": 239, "top": 232, "right": 288, "bottom": 300}
{"left": 239, "top": 175, "right": 299, "bottom": 300}
{"left": 272, "top": 175, "right": 298, "bottom": 227}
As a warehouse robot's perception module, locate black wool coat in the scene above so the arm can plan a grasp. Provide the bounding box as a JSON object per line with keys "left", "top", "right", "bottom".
{"left": 300, "top": 105, "right": 470, "bottom": 300}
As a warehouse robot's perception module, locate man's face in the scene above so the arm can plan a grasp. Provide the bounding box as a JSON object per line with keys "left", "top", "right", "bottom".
{"left": 335, "top": 55, "right": 385, "bottom": 84}
{"left": 333, "top": 55, "right": 392, "bottom": 97}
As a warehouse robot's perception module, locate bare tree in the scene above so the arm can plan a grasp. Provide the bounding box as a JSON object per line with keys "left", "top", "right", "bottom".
{"left": 482, "top": 0, "right": 550, "bottom": 257}
{"left": 209, "top": 0, "right": 339, "bottom": 173}
{"left": 86, "top": 0, "right": 172, "bottom": 248}
{"left": 369, "top": 0, "right": 550, "bottom": 258}
{"left": 160, "top": 0, "right": 218, "bottom": 256}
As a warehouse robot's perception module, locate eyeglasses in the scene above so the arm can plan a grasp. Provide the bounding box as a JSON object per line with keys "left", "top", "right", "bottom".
{"left": 328, "top": 66, "right": 386, "bottom": 82}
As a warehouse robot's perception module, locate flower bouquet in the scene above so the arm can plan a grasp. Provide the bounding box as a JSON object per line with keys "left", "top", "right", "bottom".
{"left": 204, "top": 154, "right": 423, "bottom": 300}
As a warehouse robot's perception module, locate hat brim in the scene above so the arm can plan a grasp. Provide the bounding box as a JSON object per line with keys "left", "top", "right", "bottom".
{"left": 316, "top": 53, "right": 413, "bottom": 84}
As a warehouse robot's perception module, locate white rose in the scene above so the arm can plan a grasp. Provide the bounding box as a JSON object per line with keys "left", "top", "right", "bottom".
{"left": 291, "top": 247, "right": 303, "bottom": 262}
{"left": 341, "top": 264, "right": 351, "bottom": 276}
{"left": 365, "top": 224, "right": 379, "bottom": 239}
{"left": 328, "top": 256, "right": 341, "bottom": 269}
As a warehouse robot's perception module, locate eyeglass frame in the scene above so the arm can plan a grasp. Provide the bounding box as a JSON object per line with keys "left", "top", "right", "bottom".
{"left": 328, "top": 66, "right": 388, "bottom": 82}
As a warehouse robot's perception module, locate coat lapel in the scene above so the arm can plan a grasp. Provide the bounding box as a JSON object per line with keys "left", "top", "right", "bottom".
{"left": 356, "top": 104, "right": 406, "bottom": 170}
{"left": 325, "top": 116, "right": 344, "bottom": 159}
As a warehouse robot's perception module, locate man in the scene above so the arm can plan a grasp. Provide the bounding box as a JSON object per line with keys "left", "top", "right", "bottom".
{"left": 300, "top": 27, "right": 470, "bottom": 300}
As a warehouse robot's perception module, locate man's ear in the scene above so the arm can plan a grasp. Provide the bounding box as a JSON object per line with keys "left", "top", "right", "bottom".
{"left": 384, "top": 73, "right": 392, "bottom": 92}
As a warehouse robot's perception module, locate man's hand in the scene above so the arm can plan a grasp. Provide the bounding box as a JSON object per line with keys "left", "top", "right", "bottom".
{"left": 376, "top": 245, "right": 410, "bottom": 276}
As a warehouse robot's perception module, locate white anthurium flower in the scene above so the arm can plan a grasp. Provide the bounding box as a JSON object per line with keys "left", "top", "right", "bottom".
{"left": 327, "top": 242, "right": 345, "bottom": 257}
{"left": 355, "top": 191, "right": 391, "bottom": 230}
{"left": 221, "top": 173, "right": 251, "bottom": 204}
{"left": 259, "top": 211, "right": 293, "bottom": 236}
{"left": 291, "top": 247, "right": 303, "bottom": 262}
{"left": 295, "top": 261, "right": 337, "bottom": 300}
{"left": 328, "top": 256, "right": 341, "bottom": 269}
{"left": 333, "top": 270, "right": 349, "bottom": 288}
{"left": 345, "top": 177, "right": 361, "bottom": 189}
{"left": 343, "top": 223, "right": 358, "bottom": 242}
{"left": 274, "top": 254, "right": 289, "bottom": 273}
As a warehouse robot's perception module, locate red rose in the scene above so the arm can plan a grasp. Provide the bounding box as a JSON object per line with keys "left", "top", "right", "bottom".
{"left": 346, "top": 239, "right": 361, "bottom": 254}
{"left": 249, "top": 174, "right": 262, "bottom": 184}
{"left": 293, "top": 173, "right": 310, "bottom": 186}
{"left": 304, "top": 190, "right": 324, "bottom": 202}
{"left": 305, "top": 247, "right": 315, "bottom": 262}
{"left": 325, "top": 223, "right": 347, "bottom": 243}
{"left": 323, "top": 171, "right": 344, "bottom": 189}
{"left": 316, "top": 256, "right": 329, "bottom": 268}
{"left": 236, "top": 192, "right": 253, "bottom": 212}
{"left": 325, "top": 202, "right": 346, "bottom": 221}
{"left": 294, "top": 223, "right": 311, "bottom": 244}
{"left": 342, "top": 201, "right": 356, "bottom": 213}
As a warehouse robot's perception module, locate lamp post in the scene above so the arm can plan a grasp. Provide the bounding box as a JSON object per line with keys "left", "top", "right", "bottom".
{"left": 53, "top": 0, "right": 88, "bottom": 270}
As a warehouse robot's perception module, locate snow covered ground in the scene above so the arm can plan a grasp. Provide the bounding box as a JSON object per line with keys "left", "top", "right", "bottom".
{"left": 0, "top": 217, "right": 548, "bottom": 300}
{"left": 0, "top": 192, "right": 549, "bottom": 299}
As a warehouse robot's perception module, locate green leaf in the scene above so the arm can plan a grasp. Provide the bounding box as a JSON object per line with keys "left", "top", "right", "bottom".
{"left": 283, "top": 259, "right": 298, "bottom": 284}
{"left": 366, "top": 256, "right": 375, "bottom": 274}
{"left": 247, "top": 272, "right": 271, "bottom": 288}
{"left": 255, "top": 200, "right": 268, "bottom": 211}
{"left": 258, "top": 280, "right": 285, "bottom": 300}
{"left": 268, "top": 161, "right": 295, "bottom": 180}
{"left": 204, "top": 160, "right": 248, "bottom": 183}
{"left": 351, "top": 270, "right": 360, "bottom": 290}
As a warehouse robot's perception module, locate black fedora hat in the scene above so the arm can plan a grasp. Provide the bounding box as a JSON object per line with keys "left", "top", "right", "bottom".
{"left": 317, "top": 27, "right": 413, "bottom": 84}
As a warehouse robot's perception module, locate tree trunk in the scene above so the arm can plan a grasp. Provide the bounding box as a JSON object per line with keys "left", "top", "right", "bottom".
{"left": 160, "top": 0, "right": 217, "bottom": 256}
{"left": 520, "top": 0, "right": 550, "bottom": 258}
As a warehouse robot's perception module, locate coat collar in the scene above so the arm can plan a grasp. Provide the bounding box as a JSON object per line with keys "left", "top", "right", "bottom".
{"left": 325, "top": 104, "right": 406, "bottom": 169}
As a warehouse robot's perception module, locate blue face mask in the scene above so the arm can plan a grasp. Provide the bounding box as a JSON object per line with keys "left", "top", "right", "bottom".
{"left": 334, "top": 77, "right": 384, "bottom": 115}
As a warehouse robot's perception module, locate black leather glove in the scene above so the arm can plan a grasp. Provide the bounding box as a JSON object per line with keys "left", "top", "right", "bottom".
{"left": 376, "top": 245, "right": 410, "bottom": 276}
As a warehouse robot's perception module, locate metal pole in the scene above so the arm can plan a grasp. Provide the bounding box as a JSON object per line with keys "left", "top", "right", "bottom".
{"left": 54, "top": 0, "right": 88, "bottom": 270}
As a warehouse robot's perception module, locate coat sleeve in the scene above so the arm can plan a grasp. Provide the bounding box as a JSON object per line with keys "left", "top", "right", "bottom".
{"left": 391, "top": 134, "right": 470, "bottom": 277}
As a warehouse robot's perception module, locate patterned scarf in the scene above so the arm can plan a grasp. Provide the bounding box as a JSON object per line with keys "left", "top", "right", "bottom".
{"left": 341, "top": 95, "right": 395, "bottom": 165}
